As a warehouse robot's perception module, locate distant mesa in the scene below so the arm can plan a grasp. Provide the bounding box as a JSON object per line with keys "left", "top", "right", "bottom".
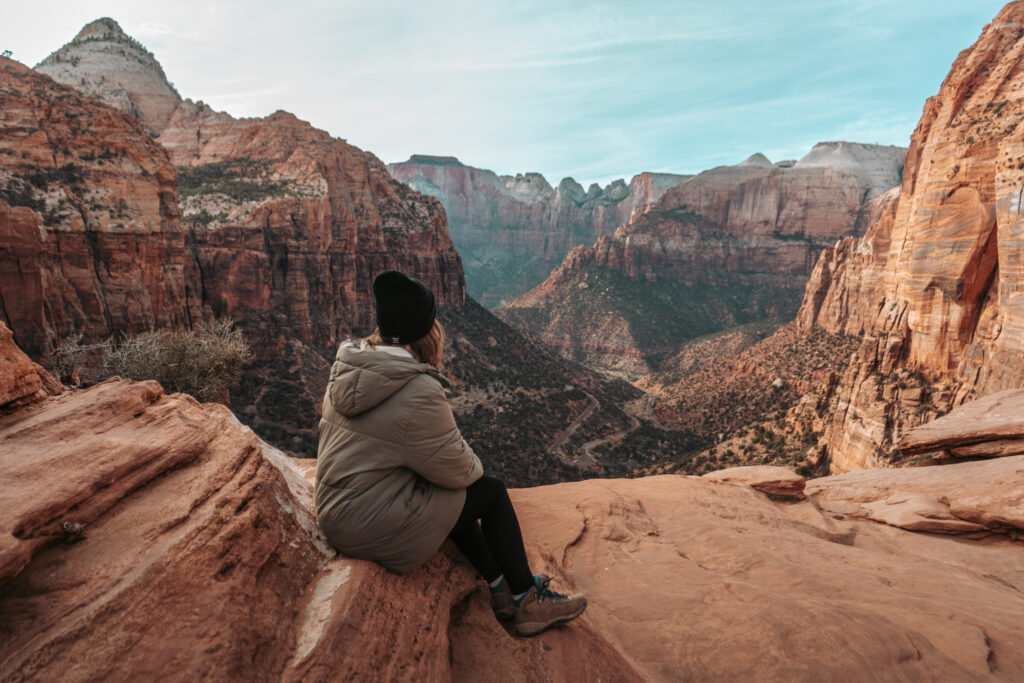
{"left": 738, "top": 152, "right": 774, "bottom": 168}
{"left": 404, "top": 154, "right": 465, "bottom": 167}
{"left": 387, "top": 156, "right": 692, "bottom": 306}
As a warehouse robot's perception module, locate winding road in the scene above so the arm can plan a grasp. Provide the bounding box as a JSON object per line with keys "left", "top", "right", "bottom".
{"left": 546, "top": 387, "right": 645, "bottom": 466}
{"left": 546, "top": 389, "right": 598, "bottom": 456}
{"left": 579, "top": 415, "right": 641, "bottom": 465}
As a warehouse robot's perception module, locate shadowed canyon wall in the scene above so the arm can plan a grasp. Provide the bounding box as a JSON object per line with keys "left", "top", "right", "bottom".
{"left": 388, "top": 155, "right": 690, "bottom": 306}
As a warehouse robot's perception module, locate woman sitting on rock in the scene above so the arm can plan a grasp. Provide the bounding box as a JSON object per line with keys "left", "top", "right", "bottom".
{"left": 315, "top": 270, "right": 586, "bottom": 637}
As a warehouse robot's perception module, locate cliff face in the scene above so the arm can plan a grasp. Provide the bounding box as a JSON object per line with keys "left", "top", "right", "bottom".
{"left": 155, "top": 100, "right": 465, "bottom": 449}
{"left": 794, "top": 3, "right": 1024, "bottom": 472}
{"left": 8, "top": 22, "right": 641, "bottom": 479}
{"left": 0, "top": 57, "right": 204, "bottom": 356}
{"left": 500, "top": 144, "right": 905, "bottom": 376}
{"left": 2, "top": 45, "right": 463, "bottom": 456}
{"left": 35, "top": 18, "right": 182, "bottom": 136}
{"left": 387, "top": 155, "right": 690, "bottom": 306}
{"left": 2, "top": 326, "right": 1022, "bottom": 681}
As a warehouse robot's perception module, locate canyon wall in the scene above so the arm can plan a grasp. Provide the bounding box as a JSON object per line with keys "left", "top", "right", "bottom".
{"left": 3, "top": 21, "right": 638, "bottom": 483}
{"left": 794, "top": 2, "right": 1024, "bottom": 472}
{"left": 500, "top": 144, "right": 905, "bottom": 376}
{"left": 3, "top": 30, "right": 464, "bottom": 456}
{"left": 0, "top": 57, "right": 204, "bottom": 356}
{"left": 388, "top": 155, "right": 690, "bottom": 306}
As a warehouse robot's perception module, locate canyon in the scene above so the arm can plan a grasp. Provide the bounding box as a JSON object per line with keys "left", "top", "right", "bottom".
{"left": 618, "top": 2, "right": 1024, "bottom": 480}
{"left": 388, "top": 155, "right": 690, "bottom": 307}
{"left": 0, "top": 20, "right": 631, "bottom": 484}
{"left": 1, "top": 3, "right": 1024, "bottom": 679}
{"left": 499, "top": 143, "right": 905, "bottom": 376}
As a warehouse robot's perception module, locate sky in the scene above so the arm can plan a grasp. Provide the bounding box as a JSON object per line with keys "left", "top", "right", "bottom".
{"left": 1, "top": 1, "right": 1010, "bottom": 185}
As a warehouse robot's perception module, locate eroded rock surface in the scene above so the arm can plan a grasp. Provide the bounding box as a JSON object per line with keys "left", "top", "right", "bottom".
{"left": 794, "top": 4, "right": 1024, "bottom": 472}
{"left": 2, "top": 319, "right": 1022, "bottom": 681}
{"left": 0, "top": 322, "right": 61, "bottom": 412}
{"left": 899, "top": 389, "right": 1024, "bottom": 457}
{"left": 806, "top": 455, "right": 1024, "bottom": 534}
{"left": 702, "top": 465, "right": 806, "bottom": 499}
{"left": 0, "top": 56, "right": 204, "bottom": 355}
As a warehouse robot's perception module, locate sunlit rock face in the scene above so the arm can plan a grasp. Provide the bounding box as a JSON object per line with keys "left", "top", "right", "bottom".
{"left": 795, "top": 4, "right": 1024, "bottom": 472}
{"left": 388, "top": 155, "right": 691, "bottom": 306}
{"left": 499, "top": 143, "right": 904, "bottom": 375}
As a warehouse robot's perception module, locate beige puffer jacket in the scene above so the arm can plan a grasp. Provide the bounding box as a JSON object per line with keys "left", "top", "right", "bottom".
{"left": 315, "top": 340, "right": 483, "bottom": 573}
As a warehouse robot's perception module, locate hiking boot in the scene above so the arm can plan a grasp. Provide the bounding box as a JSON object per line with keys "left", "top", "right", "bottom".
{"left": 490, "top": 583, "right": 515, "bottom": 620}
{"left": 514, "top": 574, "right": 587, "bottom": 637}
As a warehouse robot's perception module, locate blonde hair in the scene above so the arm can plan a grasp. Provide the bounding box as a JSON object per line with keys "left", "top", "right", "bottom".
{"left": 363, "top": 319, "right": 445, "bottom": 369}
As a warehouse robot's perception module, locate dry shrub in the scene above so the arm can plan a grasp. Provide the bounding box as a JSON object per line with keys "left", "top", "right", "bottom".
{"left": 51, "top": 332, "right": 110, "bottom": 386}
{"left": 103, "top": 319, "right": 251, "bottom": 403}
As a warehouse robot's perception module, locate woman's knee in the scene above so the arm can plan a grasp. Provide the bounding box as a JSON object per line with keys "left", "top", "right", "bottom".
{"left": 475, "top": 474, "right": 509, "bottom": 500}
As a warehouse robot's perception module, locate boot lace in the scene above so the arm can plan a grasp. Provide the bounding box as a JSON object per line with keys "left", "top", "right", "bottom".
{"left": 536, "top": 575, "right": 568, "bottom": 602}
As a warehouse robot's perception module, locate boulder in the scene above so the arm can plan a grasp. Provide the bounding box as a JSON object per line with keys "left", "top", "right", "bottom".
{"left": 0, "top": 321, "right": 61, "bottom": 412}
{"left": 701, "top": 465, "right": 806, "bottom": 499}
{"left": 806, "top": 455, "right": 1024, "bottom": 533}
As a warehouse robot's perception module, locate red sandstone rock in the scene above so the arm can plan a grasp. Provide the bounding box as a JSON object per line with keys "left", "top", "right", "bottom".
{"left": 899, "top": 389, "right": 1024, "bottom": 456}
{"left": 0, "top": 57, "right": 203, "bottom": 357}
{"left": 701, "top": 465, "right": 806, "bottom": 499}
{"left": 387, "top": 155, "right": 689, "bottom": 305}
{"left": 794, "top": 4, "right": 1024, "bottom": 472}
{"left": 0, "top": 322, "right": 61, "bottom": 411}
{"left": 3, "top": 313, "right": 1024, "bottom": 680}
{"left": 2, "top": 340, "right": 1024, "bottom": 680}
{"left": 806, "top": 455, "right": 1024, "bottom": 534}
{"left": 500, "top": 143, "right": 904, "bottom": 374}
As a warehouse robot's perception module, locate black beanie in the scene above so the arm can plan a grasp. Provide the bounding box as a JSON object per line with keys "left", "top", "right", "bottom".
{"left": 373, "top": 270, "right": 437, "bottom": 344}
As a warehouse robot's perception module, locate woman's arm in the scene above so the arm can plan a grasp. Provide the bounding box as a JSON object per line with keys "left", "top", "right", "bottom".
{"left": 403, "top": 379, "right": 483, "bottom": 489}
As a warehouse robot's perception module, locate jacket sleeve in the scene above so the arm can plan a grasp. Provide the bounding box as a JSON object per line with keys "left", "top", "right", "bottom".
{"left": 403, "top": 378, "right": 483, "bottom": 489}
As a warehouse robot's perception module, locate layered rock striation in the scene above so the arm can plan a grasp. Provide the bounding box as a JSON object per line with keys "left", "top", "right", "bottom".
{"left": 388, "top": 155, "right": 690, "bottom": 306}
{"left": 500, "top": 143, "right": 905, "bottom": 375}
{"left": 1, "top": 323, "right": 1022, "bottom": 681}
{"left": 7, "top": 21, "right": 640, "bottom": 480}
{"left": 794, "top": 3, "right": 1024, "bottom": 472}
{"left": 2, "top": 45, "right": 463, "bottom": 455}
{"left": 0, "top": 56, "right": 203, "bottom": 355}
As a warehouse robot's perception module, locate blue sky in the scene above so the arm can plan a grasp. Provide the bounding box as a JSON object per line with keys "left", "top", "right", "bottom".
{"left": 2, "top": 1, "right": 1009, "bottom": 185}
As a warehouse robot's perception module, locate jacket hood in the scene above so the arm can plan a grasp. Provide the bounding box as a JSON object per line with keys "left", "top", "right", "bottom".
{"left": 328, "top": 340, "right": 449, "bottom": 417}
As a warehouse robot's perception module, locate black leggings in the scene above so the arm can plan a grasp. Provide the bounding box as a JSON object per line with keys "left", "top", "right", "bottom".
{"left": 448, "top": 475, "right": 534, "bottom": 594}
